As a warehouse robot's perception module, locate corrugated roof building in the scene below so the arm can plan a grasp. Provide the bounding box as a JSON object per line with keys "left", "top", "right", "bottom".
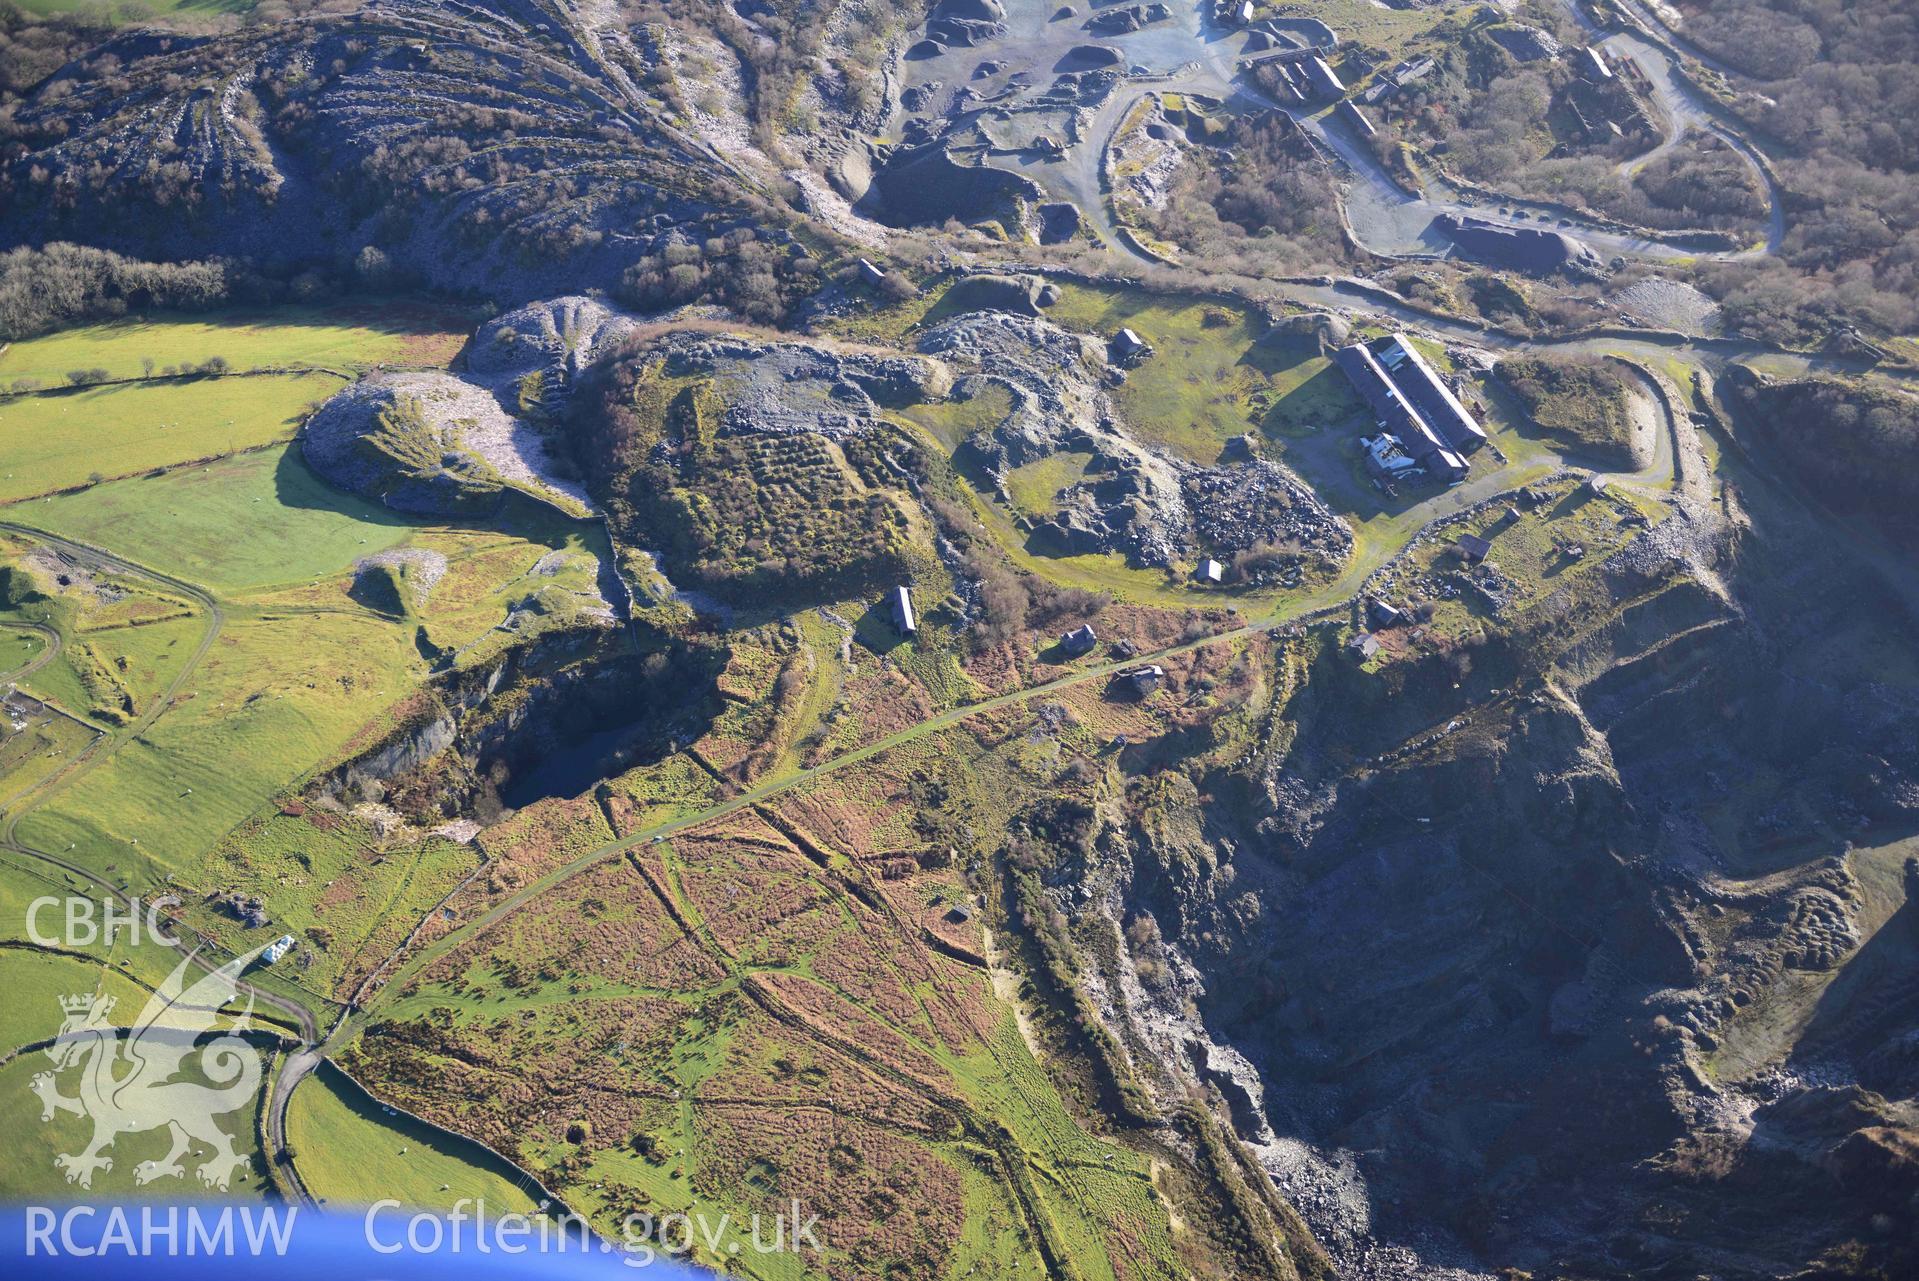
{"left": 1378, "top": 335, "right": 1488, "bottom": 453}
{"left": 1334, "top": 344, "right": 1467, "bottom": 482}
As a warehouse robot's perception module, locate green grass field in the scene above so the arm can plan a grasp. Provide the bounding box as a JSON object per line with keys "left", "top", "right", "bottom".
{"left": 0, "top": 624, "right": 45, "bottom": 675}
{"left": 16, "top": 614, "right": 207, "bottom": 727}
{"left": 13, "top": 639, "right": 112, "bottom": 729}
{"left": 79, "top": 613, "right": 207, "bottom": 706}
{"left": 1005, "top": 451, "right": 1096, "bottom": 517}
{"left": 0, "top": 303, "right": 468, "bottom": 385}
{"left": 30, "top": 447, "right": 418, "bottom": 591}
{"left": 198, "top": 813, "right": 483, "bottom": 1000}
{"left": 0, "top": 707, "right": 98, "bottom": 808}
{"left": 0, "top": 1051, "right": 272, "bottom": 1200}
{"left": 286, "top": 1062, "right": 542, "bottom": 1213}
{"left": 16, "top": 608, "right": 421, "bottom": 888}
{"left": 1040, "top": 284, "right": 1363, "bottom": 464}
{"left": 0, "top": 947, "right": 152, "bottom": 1055}
{"left": 0, "top": 373, "right": 343, "bottom": 503}
{"left": 0, "top": 863, "right": 279, "bottom": 1204}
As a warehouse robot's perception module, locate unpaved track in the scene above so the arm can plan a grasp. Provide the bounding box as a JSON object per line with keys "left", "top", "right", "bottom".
{"left": 0, "top": 620, "right": 62, "bottom": 686}
{"left": 347, "top": 337, "right": 1695, "bottom": 1035}
{"left": 989, "top": 0, "right": 1784, "bottom": 267}
{"left": 0, "top": 520, "right": 321, "bottom": 1204}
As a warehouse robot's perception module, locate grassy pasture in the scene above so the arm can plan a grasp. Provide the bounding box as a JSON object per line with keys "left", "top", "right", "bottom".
{"left": 0, "top": 542, "right": 207, "bottom": 725}
{"left": 0, "top": 373, "right": 342, "bottom": 503}
{"left": 0, "top": 1051, "right": 272, "bottom": 1200}
{"left": 9, "top": 428, "right": 618, "bottom": 900}
{"left": 0, "top": 623, "right": 45, "bottom": 674}
{"left": 0, "top": 947, "right": 152, "bottom": 1055}
{"left": 78, "top": 613, "right": 206, "bottom": 707}
{"left": 0, "top": 302, "right": 469, "bottom": 386}
{"left": 286, "top": 1061, "right": 541, "bottom": 1213}
{"left": 0, "top": 704, "right": 97, "bottom": 808}
{"left": 29, "top": 447, "right": 417, "bottom": 592}
{"left": 14, "top": 613, "right": 206, "bottom": 727}
{"left": 196, "top": 813, "right": 483, "bottom": 1001}
{"left": 16, "top": 609, "right": 421, "bottom": 889}
{"left": 0, "top": 866, "right": 281, "bottom": 1203}
{"left": 1039, "top": 283, "right": 1363, "bottom": 463}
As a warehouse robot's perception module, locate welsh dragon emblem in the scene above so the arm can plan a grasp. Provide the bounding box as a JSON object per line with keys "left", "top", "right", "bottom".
{"left": 32, "top": 944, "right": 268, "bottom": 1190}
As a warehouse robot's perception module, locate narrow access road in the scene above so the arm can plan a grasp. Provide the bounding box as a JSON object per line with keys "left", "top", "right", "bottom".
{"left": 996, "top": 0, "right": 1786, "bottom": 270}
{"left": 347, "top": 368, "right": 1696, "bottom": 1038}
{"left": 0, "top": 520, "right": 322, "bottom": 1204}
{"left": 0, "top": 620, "right": 62, "bottom": 687}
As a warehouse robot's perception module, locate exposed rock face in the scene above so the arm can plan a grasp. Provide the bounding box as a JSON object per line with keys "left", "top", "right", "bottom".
{"left": 305, "top": 300, "right": 616, "bottom": 517}
{"left": 1487, "top": 22, "right": 1563, "bottom": 63}
{"left": 303, "top": 373, "right": 512, "bottom": 517}
{"left": 0, "top": 0, "right": 775, "bottom": 303}
{"left": 917, "top": 310, "right": 1351, "bottom": 570}
{"left": 1063, "top": 491, "right": 1919, "bottom": 1278}
{"left": 939, "top": 273, "right": 1059, "bottom": 317}
{"left": 1085, "top": 3, "right": 1170, "bottom": 36}
{"left": 1037, "top": 201, "right": 1085, "bottom": 243}
{"left": 319, "top": 625, "right": 723, "bottom": 819}
{"left": 304, "top": 367, "right": 593, "bottom": 517}
{"left": 862, "top": 144, "right": 1044, "bottom": 228}
{"left": 351, "top": 549, "right": 450, "bottom": 615}
{"left": 468, "top": 297, "right": 639, "bottom": 382}
{"left": 1183, "top": 459, "right": 1354, "bottom": 562}
{"left": 659, "top": 335, "right": 951, "bottom": 438}
{"left": 932, "top": 0, "right": 1004, "bottom": 21}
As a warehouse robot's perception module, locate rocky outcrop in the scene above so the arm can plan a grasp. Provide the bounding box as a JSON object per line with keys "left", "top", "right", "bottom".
{"left": 1183, "top": 460, "right": 1354, "bottom": 563}
{"left": 305, "top": 300, "right": 621, "bottom": 518}
{"left": 302, "top": 374, "right": 513, "bottom": 518}
{"left": 659, "top": 335, "right": 952, "bottom": 438}
{"left": 917, "top": 310, "right": 1350, "bottom": 570}
{"left": 303, "top": 367, "right": 592, "bottom": 518}
{"left": 1085, "top": 3, "right": 1170, "bottom": 36}
{"left": 320, "top": 626, "right": 725, "bottom": 818}
{"left": 0, "top": 0, "right": 770, "bottom": 305}
{"left": 1064, "top": 485, "right": 1919, "bottom": 1277}
{"left": 861, "top": 144, "right": 1044, "bottom": 228}
{"left": 468, "top": 297, "right": 640, "bottom": 383}
{"left": 939, "top": 273, "right": 1060, "bottom": 317}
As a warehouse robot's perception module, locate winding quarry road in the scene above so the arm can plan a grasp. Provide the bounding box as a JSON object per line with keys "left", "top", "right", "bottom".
{"left": 0, "top": 522, "right": 321, "bottom": 1205}
{"left": 897, "top": 0, "right": 1784, "bottom": 269}
{"left": 7, "top": 252, "right": 1901, "bottom": 1209}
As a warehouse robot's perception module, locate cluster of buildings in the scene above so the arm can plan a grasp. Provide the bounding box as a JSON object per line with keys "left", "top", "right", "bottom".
{"left": 1358, "top": 54, "right": 1434, "bottom": 107}
{"left": 1336, "top": 334, "right": 1488, "bottom": 486}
